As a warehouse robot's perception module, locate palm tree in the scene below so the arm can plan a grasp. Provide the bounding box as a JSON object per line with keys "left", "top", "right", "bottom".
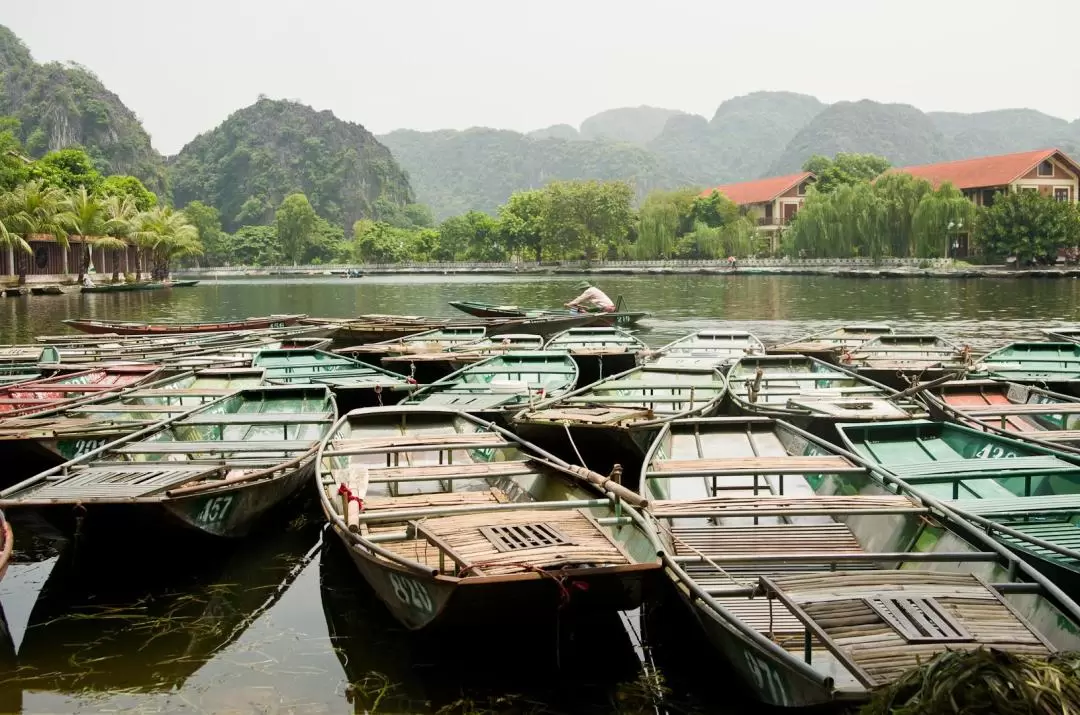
{"left": 3, "top": 180, "right": 72, "bottom": 277}
{"left": 132, "top": 207, "right": 202, "bottom": 280}
{"left": 61, "top": 186, "right": 109, "bottom": 281}
{"left": 101, "top": 195, "right": 139, "bottom": 281}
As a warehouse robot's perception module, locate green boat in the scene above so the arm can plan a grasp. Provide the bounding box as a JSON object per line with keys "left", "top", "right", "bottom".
{"left": 640, "top": 415, "right": 1080, "bottom": 708}
{"left": 975, "top": 342, "right": 1080, "bottom": 395}
{"left": 337, "top": 326, "right": 491, "bottom": 383}
{"left": 846, "top": 334, "right": 970, "bottom": 390}
{"left": 647, "top": 329, "right": 765, "bottom": 370}
{"left": 545, "top": 327, "right": 646, "bottom": 385}
{"left": 838, "top": 419, "right": 1080, "bottom": 593}
{"left": 0, "top": 368, "right": 266, "bottom": 468}
{"left": 0, "top": 385, "right": 336, "bottom": 541}
{"left": 769, "top": 323, "right": 894, "bottom": 362}
{"left": 0, "top": 345, "right": 62, "bottom": 386}
{"left": 403, "top": 351, "right": 577, "bottom": 421}
{"left": 924, "top": 379, "right": 1080, "bottom": 454}
{"left": 79, "top": 279, "right": 199, "bottom": 294}
{"left": 449, "top": 299, "right": 650, "bottom": 327}
{"left": 252, "top": 348, "right": 413, "bottom": 412}
{"left": 315, "top": 406, "right": 660, "bottom": 630}
{"left": 727, "top": 355, "right": 926, "bottom": 440}
{"left": 513, "top": 364, "right": 727, "bottom": 477}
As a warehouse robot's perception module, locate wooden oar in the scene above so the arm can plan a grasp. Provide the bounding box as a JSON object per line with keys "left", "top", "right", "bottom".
{"left": 888, "top": 371, "right": 964, "bottom": 402}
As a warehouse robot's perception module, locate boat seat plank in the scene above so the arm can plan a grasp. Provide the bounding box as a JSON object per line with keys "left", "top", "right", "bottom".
{"left": 112, "top": 439, "right": 314, "bottom": 453}
{"left": 521, "top": 407, "right": 653, "bottom": 424}
{"left": 946, "top": 494, "right": 1080, "bottom": 516}
{"left": 651, "top": 495, "right": 926, "bottom": 517}
{"left": 671, "top": 523, "right": 863, "bottom": 558}
{"left": 363, "top": 490, "right": 502, "bottom": 511}
{"left": 179, "top": 412, "right": 333, "bottom": 425}
{"left": 124, "top": 388, "right": 236, "bottom": 398}
{"left": 888, "top": 456, "right": 1079, "bottom": 479}
{"left": 1021, "top": 429, "right": 1080, "bottom": 441}
{"left": 654, "top": 456, "right": 853, "bottom": 472}
{"left": 363, "top": 461, "right": 538, "bottom": 483}
{"left": 963, "top": 404, "right": 1080, "bottom": 416}
{"left": 18, "top": 465, "right": 221, "bottom": 500}
{"left": 331, "top": 433, "right": 507, "bottom": 449}
{"left": 997, "top": 523, "right": 1080, "bottom": 564}
{"left": 74, "top": 404, "right": 195, "bottom": 413}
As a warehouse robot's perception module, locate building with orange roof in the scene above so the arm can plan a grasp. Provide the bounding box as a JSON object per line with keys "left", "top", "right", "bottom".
{"left": 700, "top": 171, "right": 815, "bottom": 251}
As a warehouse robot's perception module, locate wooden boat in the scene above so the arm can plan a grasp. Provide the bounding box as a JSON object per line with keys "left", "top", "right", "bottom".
{"left": 0, "top": 364, "right": 161, "bottom": 420}
{"left": 641, "top": 415, "right": 1080, "bottom": 707}
{"left": 63, "top": 314, "right": 306, "bottom": 336}
{"left": 513, "top": 365, "right": 727, "bottom": 478}
{"left": 646, "top": 329, "right": 765, "bottom": 370}
{"left": 974, "top": 342, "right": 1080, "bottom": 395}
{"left": 0, "top": 345, "right": 63, "bottom": 386}
{"left": 726, "top": 355, "right": 925, "bottom": 440}
{"left": 449, "top": 300, "right": 650, "bottom": 328}
{"left": 0, "top": 368, "right": 266, "bottom": 468}
{"left": 309, "top": 313, "right": 597, "bottom": 345}
{"left": 844, "top": 333, "right": 970, "bottom": 389}
{"left": 0, "top": 510, "right": 10, "bottom": 583}
{"left": 0, "top": 385, "right": 336, "bottom": 541}
{"left": 545, "top": 327, "right": 646, "bottom": 385}
{"left": 1040, "top": 326, "right": 1080, "bottom": 343}
{"left": 443, "top": 333, "right": 546, "bottom": 369}
{"left": 924, "top": 379, "right": 1080, "bottom": 453}
{"left": 403, "top": 351, "right": 578, "bottom": 421}
{"left": 838, "top": 419, "right": 1080, "bottom": 594}
{"left": 769, "top": 323, "right": 894, "bottom": 363}
{"left": 315, "top": 405, "right": 661, "bottom": 630}
{"left": 337, "top": 326, "right": 490, "bottom": 383}
{"left": 252, "top": 349, "right": 413, "bottom": 412}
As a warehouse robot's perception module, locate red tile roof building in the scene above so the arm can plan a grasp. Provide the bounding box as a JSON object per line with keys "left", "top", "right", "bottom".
{"left": 701, "top": 171, "right": 816, "bottom": 250}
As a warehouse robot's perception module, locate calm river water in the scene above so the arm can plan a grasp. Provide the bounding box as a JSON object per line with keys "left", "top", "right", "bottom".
{"left": 0, "top": 274, "right": 1077, "bottom": 714}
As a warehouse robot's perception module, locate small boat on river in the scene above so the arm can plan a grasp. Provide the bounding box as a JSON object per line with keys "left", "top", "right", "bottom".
{"left": 0, "top": 510, "right": 10, "bottom": 583}
{"left": 79, "top": 279, "right": 199, "bottom": 294}
{"left": 337, "top": 326, "right": 490, "bottom": 383}
{"left": 513, "top": 365, "right": 727, "bottom": 478}
{"left": 310, "top": 313, "right": 596, "bottom": 345}
{"left": 449, "top": 300, "right": 650, "bottom": 328}
{"left": 0, "top": 385, "right": 336, "bottom": 541}
{"left": 443, "top": 333, "right": 546, "bottom": 370}
{"left": 726, "top": 355, "right": 925, "bottom": 439}
{"left": 846, "top": 333, "right": 970, "bottom": 389}
{"left": 1040, "top": 326, "right": 1080, "bottom": 343}
{"left": 64, "top": 314, "right": 306, "bottom": 336}
{"left": 403, "top": 352, "right": 577, "bottom": 421}
{"left": 315, "top": 406, "right": 660, "bottom": 631}
{"left": 0, "top": 364, "right": 161, "bottom": 420}
{"left": 646, "top": 329, "right": 764, "bottom": 370}
{"left": 545, "top": 326, "right": 646, "bottom": 385}
{"left": 252, "top": 349, "right": 414, "bottom": 412}
{"left": 838, "top": 419, "right": 1080, "bottom": 593}
{"left": 924, "top": 379, "right": 1080, "bottom": 453}
{"left": 0, "top": 346, "right": 62, "bottom": 386}
{"left": 641, "top": 415, "right": 1080, "bottom": 708}
{"left": 974, "top": 342, "right": 1080, "bottom": 395}
{"left": 768, "top": 323, "right": 894, "bottom": 363}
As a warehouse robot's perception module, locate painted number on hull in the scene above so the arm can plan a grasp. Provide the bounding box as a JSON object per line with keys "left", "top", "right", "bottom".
{"left": 973, "top": 443, "right": 1017, "bottom": 459}
{"left": 743, "top": 652, "right": 790, "bottom": 706}
{"left": 389, "top": 571, "right": 434, "bottom": 614}
{"left": 195, "top": 495, "right": 235, "bottom": 525}
{"left": 66, "top": 438, "right": 107, "bottom": 459}
{"left": 270, "top": 322, "right": 286, "bottom": 328}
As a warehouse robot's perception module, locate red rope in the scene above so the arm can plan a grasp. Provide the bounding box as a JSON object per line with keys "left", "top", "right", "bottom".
{"left": 456, "top": 561, "right": 589, "bottom": 607}
{"left": 337, "top": 483, "right": 364, "bottom": 511}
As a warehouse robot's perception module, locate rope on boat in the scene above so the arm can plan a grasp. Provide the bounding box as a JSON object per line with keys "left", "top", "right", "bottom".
{"left": 650, "top": 516, "right": 742, "bottom": 589}
{"left": 562, "top": 420, "right": 588, "bottom": 468}
{"left": 456, "top": 559, "right": 589, "bottom": 607}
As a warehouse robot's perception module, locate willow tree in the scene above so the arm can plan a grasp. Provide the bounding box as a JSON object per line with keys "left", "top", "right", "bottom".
{"left": 874, "top": 173, "right": 934, "bottom": 257}
{"left": 785, "top": 189, "right": 834, "bottom": 257}
{"left": 912, "top": 182, "right": 975, "bottom": 258}
{"left": 635, "top": 188, "right": 698, "bottom": 259}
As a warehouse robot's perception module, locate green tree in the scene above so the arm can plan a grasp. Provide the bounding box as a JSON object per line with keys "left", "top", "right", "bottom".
{"left": 497, "top": 190, "right": 546, "bottom": 261}
{"left": 99, "top": 175, "right": 158, "bottom": 211}
{"left": 403, "top": 203, "right": 435, "bottom": 229}
{"left": 437, "top": 211, "right": 500, "bottom": 261}
{"left": 974, "top": 190, "right": 1080, "bottom": 266}
{"left": 27, "top": 148, "right": 103, "bottom": 193}
{"left": 636, "top": 188, "right": 700, "bottom": 259}
{"left": 540, "top": 180, "right": 634, "bottom": 260}
{"left": 132, "top": 206, "right": 202, "bottom": 278}
{"left": 226, "top": 225, "right": 281, "bottom": 266}
{"left": 353, "top": 220, "right": 421, "bottom": 263}
{"left": 2, "top": 180, "right": 71, "bottom": 256}
{"left": 274, "top": 193, "right": 317, "bottom": 264}
{"left": 61, "top": 186, "right": 110, "bottom": 277}
{"left": 803, "top": 153, "right": 891, "bottom": 194}
{"left": 690, "top": 189, "right": 740, "bottom": 228}
{"left": 911, "top": 182, "right": 976, "bottom": 258}
{"left": 303, "top": 216, "right": 346, "bottom": 264}
{"left": 182, "top": 201, "right": 228, "bottom": 266}
{"left": 874, "top": 172, "right": 934, "bottom": 257}
{"left": 0, "top": 117, "right": 30, "bottom": 191}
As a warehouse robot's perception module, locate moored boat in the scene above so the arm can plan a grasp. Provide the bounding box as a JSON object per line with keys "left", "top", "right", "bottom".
{"left": 924, "top": 379, "right": 1080, "bottom": 453}
{"left": 63, "top": 314, "right": 307, "bottom": 336}
{"left": 1040, "top": 326, "right": 1080, "bottom": 343}
{"left": 726, "top": 355, "right": 925, "bottom": 440}
{"left": 308, "top": 313, "right": 596, "bottom": 346}
{"left": 641, "top": 415, "right": 1080, "bottom": 707}
{"left": 79, "top": 279, "right": 199, "bottom": 294}
{"left": 0, "top": 510, "right": 10, "bottom": 583}
{"left": 336, "top": 326, "right": 490, "bottom": 382}
{"left": 449, "top": 300, "right": 650, "bottom": 328}
{"left": 846, "top": 333, "right": 971, "bottom": 389}
{"left": 545, "top": 326, "right": 646, "bottom": 385}
{"left": 252, "top": 349, "right": 414, "bottom": 412}
{"left": 646, "top": 329, "right": 765, "bottom": 370}
{"left": 974, "top": 342, "right": 1080, "bottom": 395}
{"left": 402, "top": 351, "right": 577, "bottom": 422}
{"left": 315, "top": 406, "right": 661, "bottom": 631}
{"left": 0, "top": 364, "right": 162, "bottom": 420}
{"left": 513, "top": 364, "right": 727, "bottom": 478}
{"left": 0, "top": 385, "right": 336, "bottom": 541}
{"left": 443, "top": 333, "right": 546, "bottom": 371}
{"left": 768, "top": 323, "right": 894, "bottom": 363}
{"left": 838, "top": 419, "right": 1080, "bottom": 594}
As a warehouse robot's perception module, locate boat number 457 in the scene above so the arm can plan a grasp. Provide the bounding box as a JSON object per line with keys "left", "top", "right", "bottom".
{"left": 389, "top": 571, "right": 434, "bottom": 614}
{"left": 195, "top": 495, "right": 235, "bottom": 526}
{"left": 743, "top": 651, "right": 790, "bottom": 706}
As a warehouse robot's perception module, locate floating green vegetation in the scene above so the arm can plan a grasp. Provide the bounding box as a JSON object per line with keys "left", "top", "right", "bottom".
{"left": 861, "top": 648, "right": 1080, "bottom": 715}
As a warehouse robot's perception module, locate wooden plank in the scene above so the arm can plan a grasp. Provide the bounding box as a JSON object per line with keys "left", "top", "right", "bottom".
{"left": 112, "top": 439, "right": 314, "bottom": 453}
{"left": 364, "top": 461, "right": 537, "bottom": 483}
{"left": 653, "top": 455, "right": 852, "bottom": 472}
{"left": 179, "top": 412, "right": 333, "bottom": 425}
{"left": 963, "top": 404, "right": 1080, "bottom": 416}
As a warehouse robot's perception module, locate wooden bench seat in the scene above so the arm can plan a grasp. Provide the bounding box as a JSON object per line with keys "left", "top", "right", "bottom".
{"left": 946, "top": 494, "right": 1080, "bottom": 516}
{"left": 364, "top": 461, "right": 537, "bottom": 483}
{"left": 180, "top": 412, "right": 334, "bottom": 425}
{"left": 112, "top": 439, "right": 315, "bottom": 453}
{"left": 888, "top": 456, "right": 1080, "bottom": 481}
{"left": 651, "top": 455, "right": 853, "bottom": 476}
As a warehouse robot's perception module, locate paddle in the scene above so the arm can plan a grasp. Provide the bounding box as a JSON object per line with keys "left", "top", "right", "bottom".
{"left": 887, "top": 371, "right": 965, "bottom": 402}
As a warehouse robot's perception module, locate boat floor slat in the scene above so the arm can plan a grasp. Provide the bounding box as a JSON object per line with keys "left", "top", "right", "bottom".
{"left": 654, "top": 455, "right": 853, "bottom": 472}
{"left": 652, "top": 495, "right": 924, "bottom": 515}
{"left": 112, "top": 440, "right": 314, "bottom": 453}
{"left": 671, "top": 523, "right": 863, "bottom": 558}
{"left": 18, "top": 465, "right": 221, "bottom": 500}
{"left": 179, "top": 412, "right": 333, "bottom": 425}
{"left": 947, "top": 494, "right": 1080, "bottom": 516}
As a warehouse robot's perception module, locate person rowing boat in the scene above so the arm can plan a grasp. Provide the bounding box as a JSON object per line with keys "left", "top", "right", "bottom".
{"left": 565, "top": 280, "right": 616, "bottom": 313}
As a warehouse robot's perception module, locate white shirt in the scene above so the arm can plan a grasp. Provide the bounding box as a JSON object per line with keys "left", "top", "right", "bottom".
{"left": 568, "top": 287, "right": 614, "bottom": 310}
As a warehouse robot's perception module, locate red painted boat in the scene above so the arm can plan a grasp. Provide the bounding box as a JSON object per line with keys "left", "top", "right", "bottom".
{"left": 0, "top": 365, "right": 161, "bottom": 419}
{"left": 0, "top": 510, "right": 11, "bottom": 583}
{"left": 62, "top": 315, "right": 307, "bottom": 336}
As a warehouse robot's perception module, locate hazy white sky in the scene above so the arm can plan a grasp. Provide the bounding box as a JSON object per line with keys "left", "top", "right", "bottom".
{"left": 4, "top": 0, "right": 1079, "bottom": 155}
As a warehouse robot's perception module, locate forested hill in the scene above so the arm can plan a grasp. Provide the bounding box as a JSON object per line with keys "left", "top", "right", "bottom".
{"left": 170, "top": 99, "right": 414, "bottom": 231}
{"left": 378, "top": 128, "right": 676, "bottom": 219}
{"left": 0, "top": 25, "right": 166, "bottom": 193}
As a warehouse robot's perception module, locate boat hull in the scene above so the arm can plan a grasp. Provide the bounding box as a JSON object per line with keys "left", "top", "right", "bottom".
{"left": 570, "top": 352, "right": 638, "bottom": 387}
{"left": 330, "top": 522, "right": 652, "bottom": 631}
{"left": 64, "top": 315, "right": 302, "bottom": 335}
{"left": 512, "top": 420, "right": 654, "bottom": 485}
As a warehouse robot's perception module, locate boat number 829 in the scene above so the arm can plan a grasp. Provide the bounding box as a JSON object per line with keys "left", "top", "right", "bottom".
{"left": 389, "top": 571, "right": 434, "bottom": 614}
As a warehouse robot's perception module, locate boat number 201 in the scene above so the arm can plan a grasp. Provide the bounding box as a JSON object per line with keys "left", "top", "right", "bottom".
{"left": 743, "top": 651, "right": 790, "bottom": 706}
{"left": 389, "top": 571, "right": 434, "bottom": 614}
{"left": 195, "top": 495, "right": 235, "bottom": 525}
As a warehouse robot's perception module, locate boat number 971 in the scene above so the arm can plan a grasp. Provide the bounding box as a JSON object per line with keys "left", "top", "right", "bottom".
{"left": 743, "top": 651, "right": 790, "bottom": 706}
{"left": 195, "top": 495, "right": 235, "bottom": 525}
{"left": 389, "top": 571, "right": 434, "bottom": 614}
